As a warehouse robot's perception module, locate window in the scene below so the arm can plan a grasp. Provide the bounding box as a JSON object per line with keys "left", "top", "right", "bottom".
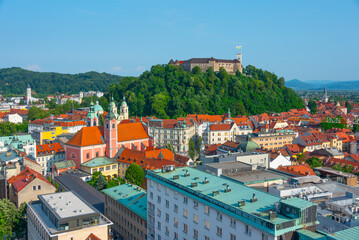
{"left": 38, "top": 185, "right": 41, "bottom": 190}
{"left": 33, "top": 186, "right": 36, "bottom": 190}
{"left": 205, "top": 220, "right": 210, "bottom": 230}
{"left": 193, "top": 214, "right": 198, "bottom": 223}
{"left": 217, "top": 226, "right": 222, "bottom": 236}
{"left": 230, "top": 218, "right": 236, "bottom": 228}
{"left": 205, "top": 206, "right": 210, "bottom": 215}
{"left": 86, "top": 153, "right": 90, "bottom": 159}
{"left": 174, "top": 192, "right": 178, "bottom": 200}
{"left": 230, "top": 234, "right": 236, "bottom": 240}
{"left": 99, "top": 167, "right": 104, "bottom": 171}
{"left": 165, "top": 213, "right": 169, "bottom": 222}
{"left": 193, "top": 229, "right": 198, "bottom": 239}
{"left": 96, "top": 152, "right": 99, "bottom": 157}
{"left": 174, "top": 218, "right": 178, "bottom": 227}
{"left": 157, "top": 183, "right": 161, "bottom": 191}
{"left": 184, "top": 196, "right": 188, "bottom": 204}
{"left": 183, "top": 209, "right": 188, "bottom": 217}
{"left": 165, "top": 187, "right": 169, "bottom": 195}
{"left": 174, "top": 204, "right": 178, "bottom": 213}
{"left": 205, "top": 237, "right": 210, "bottom": 240}
{"left": 150, "top": 180, "right": 153, "bottom": 187}
{"left": 112, "top": 164, "right": 116, "bottom": 169}
{"left": 165, "top": 226, "right": 169, "bottom": 236}
{"left": 150, "top": 192, "right": 153, "bottom": 199}
{"left": 216, "top": 211, "right": 222, "bottom": 221}
{"left": 174, "top": 232, "right": 178, "bottom": 240}
{"left": 106, "top": 166, "right": 110, "bottom": 170}
{"left": 157, "top": 196, "right": 161, "bottom": 204}
{"left": 165, "top": 200, "right": 169, "bottom": 208}
{"left": 157, "top": 209, "right": 161, "bottom": 217}
{"left": 193, "top": 201, "right": 198, "bottom": 209}
{"left": 112, "top": 123, "right": 115, "bottom": 128}
{"left": 157, "top": 221, "right": 161, "bottom": 230}
{"left": 183, "top": 223, "right": 188, "bottom": 233}
{"left": 262, "top": 233, "right": 269, "bottom": 240}
{"left": 245, "top": 225, "right": 252, "bottom": 236}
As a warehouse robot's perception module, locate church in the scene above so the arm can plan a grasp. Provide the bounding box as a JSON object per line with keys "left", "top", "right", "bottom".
{"left": 65, "top": 97, "right": 152, "bottom": 168}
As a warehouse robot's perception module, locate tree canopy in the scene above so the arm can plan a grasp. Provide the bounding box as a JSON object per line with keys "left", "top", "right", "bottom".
{"left": 0, "top": 200, "right": 27, "bottom": 238}
{"left": 308, "top": 100, "right": 317, "bottom": 113}
{"left": 107, "top": 64, "right": 304, "bottom": 118}
{"left": 0, "top": 67, "right": 122, "bottom": 95}
{"left": 306, "top": 157, "right": 322, "bottom": 169}
{"left": 125, "top": 163, "right": 145, "bottom": 186}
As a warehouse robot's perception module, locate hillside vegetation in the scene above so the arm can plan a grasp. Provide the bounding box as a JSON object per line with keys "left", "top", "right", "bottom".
{"left": 0, "top": 67, "right": 122, "bottom": 95}
{"left": 107, "top": 65, "right": 304, "bottom": 118}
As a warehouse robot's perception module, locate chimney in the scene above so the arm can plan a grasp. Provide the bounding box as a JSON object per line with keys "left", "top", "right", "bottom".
{"left": 251, "top": 193, "right": 257, "bottom": 203}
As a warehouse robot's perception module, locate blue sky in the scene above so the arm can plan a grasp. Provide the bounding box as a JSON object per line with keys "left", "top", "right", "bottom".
{"left": 0, "top": 0, "right": 358, "bottom": 81}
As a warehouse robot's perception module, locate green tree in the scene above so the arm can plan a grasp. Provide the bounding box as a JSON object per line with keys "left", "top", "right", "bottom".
{"left": 306, "top": 157, "right": 322, "bottom": 169}
{"left": 0, "top": 199, "right": 27, "bottom": 238}
{"left": 94, "top": 174, "right": 107, "bottom": 190}
{"left": 54, "top": 182, "right": 59, "bottom": 191}
{"left": 28, "top": 106, "right": 49, "bottom": 121}
{"left": 189, "top": 138, "right": 195, "bottom": 160}
{"left": 99, "top": 114, "right": 105, "bottom": 126}
{"left": 0, "top": 122, "right": 17, "bottom": 136}
{"left": 308, "top": 100, "right": 317, "bottom": 113}
{"left": 195, "top": 136, "right": 202, "bottom": 156}
{"left": 333, "top": 163, "right": 343, "bottom": 172}
{"left": 191, "top": 66, "right": 201, "bottom": 74}
{"left": 125, "top": 164, "right": 145, "bottom": 186}
{"left": 165, "top": 144, "right": 176, "bottom": 154}
{"left": 346, "top": 101, "right": 353, "bottom": 113}
{"left": 344, "top": 164, "right": 353, "bottom": 173}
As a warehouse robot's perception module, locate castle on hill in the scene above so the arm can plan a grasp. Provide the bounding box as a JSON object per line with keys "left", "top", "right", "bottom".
{"left": 168, "top": 55, "right": 243, "bottom": 74}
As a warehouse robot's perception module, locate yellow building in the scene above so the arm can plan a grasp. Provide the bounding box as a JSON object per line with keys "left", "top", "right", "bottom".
{"left": 32, "top": 126, "right": 69, "bottom": 144}
{"left": 80, "top": 157, "right": 118, "bottom": 179}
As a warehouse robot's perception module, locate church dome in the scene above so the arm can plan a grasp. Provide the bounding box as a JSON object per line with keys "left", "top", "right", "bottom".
{"left": 239, "top": 139, "right": 259, "bottom": 152}
{"left": 94, "top": 101, "right": 103, "bottom": 112}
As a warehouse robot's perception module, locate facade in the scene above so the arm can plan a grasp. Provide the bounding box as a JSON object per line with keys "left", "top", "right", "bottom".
{"left": 148, "top": 119, "right": 196, "bottom": 153}
{"left": 147, "top": 167, "right": 318, "bottom": 240}
{"left": 169, "top": 56, "right": 243, "bottom": 74}
{"left": 32, "top": 126, "right": 70, "bottom": 145}
{"left": 36, "top": 143, "right": 66, "bottom": 174}
{"left": 8, "top": 167, "right": 56, "bottom": 207}
{"left": 4, "top": 113, "right": 23, "bottom": 124}
{"left": 80, "top": 157, "right": 118, "bottom": 179}
{"left": 27, "top": 191, "right": 112, "bottom": 240}
{"left": 205, "top": 122, "right": 240, "bottom": 145}
{"left": 245, "top": 129, "right": 297, "bottom": 150}
{"left": 103, "top": 184, "right": 147, "bottom": 240}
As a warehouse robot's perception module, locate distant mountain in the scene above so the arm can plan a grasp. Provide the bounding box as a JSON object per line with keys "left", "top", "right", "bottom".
{"left": 0, "top": 67, "right": 122, "bottom": 95}
{"left": 286, "top": 79, "right": 359, "bottom": 90}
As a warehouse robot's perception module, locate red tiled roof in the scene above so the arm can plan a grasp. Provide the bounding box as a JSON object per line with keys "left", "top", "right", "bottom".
{"left": 117, "top": 122, "right": 149, "bottom": 142}
{"left": 277, "top": 164, "right": 316, "bottom": 176}
{"left": 86, "top": 233, "right": 102, "bottom": 240}
{"left": 10, "top": 109, "right": 28, "bottom": 115}
{"left": 66, "top": 126, "right": 105, "bottom": 147}
{"left": 8, "top": 167, "right": 53, "bottom": 192}
{"left": 37, "top": 143, "right": 64, "bottom": 156}
{"left": 209, "top": 123, "right": 231, "bottom": 131}
{"left": 325, "top": 157, "right": 359, "bottom": 173}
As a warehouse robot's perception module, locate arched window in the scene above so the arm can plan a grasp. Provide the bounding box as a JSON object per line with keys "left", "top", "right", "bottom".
{"left": 93, "top": 120, "right": 96, "bottom": 126}
{"left": 112, "top": 123, "right": 115, "bottom": 129}
{"left": 106, "top": 123, "right": 109, "bottom": 129}
{"left": 71, "top": 152, "right": 76, "bottom": 159}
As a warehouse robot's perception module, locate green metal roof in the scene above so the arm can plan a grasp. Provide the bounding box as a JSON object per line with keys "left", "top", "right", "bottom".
{"left": 54, "top": 160, "right": 76, "bottom": 169}
{"left": 81, "top": 157, "right": 117, "bottom": 168}
{"left": 297, "top": 229, "right": 327, "bottom": 240}
{"left": 102, "top": 183, "right": 147, "bottom": 220}
{"left": 0, "top": 135, "right": 35, "bottom": 151}
{"left": 281, "top": 197, "right": 317, "bottom": 210}
{"left": 147, "top": 167, "right": 317, "bottom": 236}
{"left": 326, "top": 226, "right": 359, "bottom": 240}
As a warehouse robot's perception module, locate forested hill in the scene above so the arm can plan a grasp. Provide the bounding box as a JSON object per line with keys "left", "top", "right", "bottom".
{"left": 107, "top": 65, "right": 304, "bottom": 118}
{"left": 0, "top": 67, "right": 122, "bottom": 95}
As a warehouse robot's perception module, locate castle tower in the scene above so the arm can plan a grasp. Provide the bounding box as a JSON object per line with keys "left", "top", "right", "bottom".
{"left": 86, "top": 100, "right": 98, "bottom": 126}
{"left": 105, "top": 98, "right": 118, "bottom": 158}
{"left": 26, "top": 84, "right": 32, "bottom": 105}
{"left": 323, "top": 85, "right": 328, "bottom": 103}
{"left": 120, "top": 96, "right": 129, "bottom": 120}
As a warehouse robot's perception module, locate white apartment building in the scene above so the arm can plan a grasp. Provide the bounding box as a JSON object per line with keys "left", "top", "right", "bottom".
{"left": 147, "top": 166, "right": 318, "bottom": 240}
{"left": 148, "top": 119, "right": 196, "bottom": 153}
{"left": 204, "top": 122, "right": 240, "bottom": 145}
{"left": 4, "top": 113, "right": 23, "bottom": 124}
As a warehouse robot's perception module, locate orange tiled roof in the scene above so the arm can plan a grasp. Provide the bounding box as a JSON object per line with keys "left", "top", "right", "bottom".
{"left": 117, "top": 122, "right": 149, "bottom": 142}
{"left": 325, "top": 157, "right": 359, "bottom": 173}
{"left": 37, "top": 143, "right": 64, "bottom": 156}
{"left": 86, "top": 233, "right": 102, "bottom": 240}
{"left": 66, "top": 126, "right": 105, "bottom": 147}
{"left": 209, "top": 123, "right": 231, "bottom": 131}
{"left": 277, "top": 164, "right": 316, "bottom": 176}
{"left": 145, "top": 148, "right": 174, "bottom": 161}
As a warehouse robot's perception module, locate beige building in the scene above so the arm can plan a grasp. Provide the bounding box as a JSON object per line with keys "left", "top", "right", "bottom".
{"left": 169, "top": 56, "right": 243, "bottom": 74}
{"left": 27, "top": 191, "right": 112, "bottom": 240}
{"left": 103, "top": 183, "right": 147, "bottom": 240}
{"left": 8, "top": 167, "right": 56, "bottom": 208}
{"left": 204, "top": 122, "right": 240, "bottom": 145}
{"left": 148, "top": 119, "right": 196, "bottom": 153}
{"left": 241, "top": 129, "right": 297, "bottom": 150}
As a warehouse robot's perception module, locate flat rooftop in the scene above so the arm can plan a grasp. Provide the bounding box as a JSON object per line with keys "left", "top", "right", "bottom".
{"left": 81, "top": 157, "right": 117, "bottom": 168}
{"left": 225, "top": 169, "right": 287, "bottom": 185}
{"left": 148, "top": 167, "right": 317, "bottom": 236}
{"left": 315, "top": 167, "right": 357, "bottom": 178}
{"left": 102, "top": 183, "right": 147, "bottom": 220}
{"left": 204, "top": 161, "right": 252, "bottom": 170}
{"left": 41, "top": 191, "right": 95, "bottom": 219}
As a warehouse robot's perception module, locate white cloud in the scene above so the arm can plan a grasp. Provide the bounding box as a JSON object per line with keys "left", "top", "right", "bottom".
{"left": 25, "top": 64, "right": 41, "bottom": 71}
{"left": 112, "top": 66, "right": 122, "bottom": 72}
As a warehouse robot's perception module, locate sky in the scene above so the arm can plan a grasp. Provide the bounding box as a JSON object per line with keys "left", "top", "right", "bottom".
{"left": 0, "top": 0, "right": 358, "bottom": 81}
